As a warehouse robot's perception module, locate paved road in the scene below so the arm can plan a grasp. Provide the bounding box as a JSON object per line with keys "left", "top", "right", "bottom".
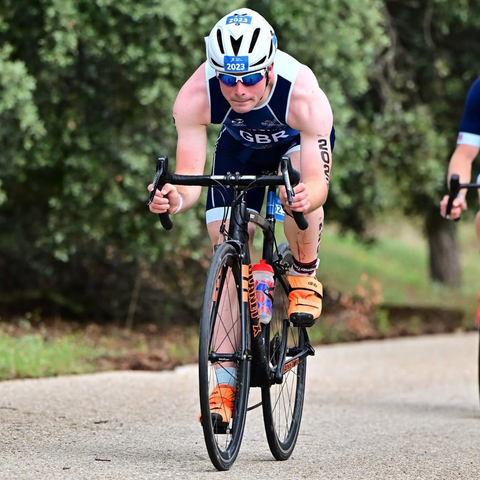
{"left": 1, "top": 332, "right": 479, "bottom": 479}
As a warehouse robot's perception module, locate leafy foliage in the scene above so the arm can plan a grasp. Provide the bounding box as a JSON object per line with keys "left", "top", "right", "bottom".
{"left": 0, "top": 0, "right": 239, "bottom": 321}
{"left": 0, "top": 0, "right": 478, "bottom": 323}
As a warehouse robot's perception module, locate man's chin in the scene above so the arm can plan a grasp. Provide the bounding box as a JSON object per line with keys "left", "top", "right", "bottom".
{"left": 230, "top": 100, "right": 253, "bottom": 113}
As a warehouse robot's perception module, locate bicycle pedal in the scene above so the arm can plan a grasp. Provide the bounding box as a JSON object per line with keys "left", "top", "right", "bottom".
{"left": 289, "top": 312, "right": 316, "bottom": 327}
{"left": 211, "top": 414, "right": 231, "bottom": 434}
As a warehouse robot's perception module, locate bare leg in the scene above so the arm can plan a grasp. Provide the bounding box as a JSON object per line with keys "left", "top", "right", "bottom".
{"left": 280, "top": 150, "right": 324, "bottom": 327}
{"left": 282, "top": 150, "right": 323, "bottom": 266}
{"left": 207, "top": 219, "right": 256, "bottom": 375}
{"left": 284, "top": 206, "right": 323, "bottom": 265}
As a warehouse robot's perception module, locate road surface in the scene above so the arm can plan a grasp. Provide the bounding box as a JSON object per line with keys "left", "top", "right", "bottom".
{"left": 1, "top": 332, "right": 479, "bottom": 479}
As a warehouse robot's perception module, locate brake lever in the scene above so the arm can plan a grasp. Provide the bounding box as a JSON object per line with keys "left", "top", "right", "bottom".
{"left": 445, "top": 174, "right": 461, "bottom": 222}
{"left": 281, "top": 161, "right": 295, "bottom": 205}
{"left": 147, "top": 160, "right": 165, "bottom": 205}
{"left": 280, "top": 155, "right": 308, "bottom": 231}
{"left": 146, "top": 156, "right": 173, "bottom": 231}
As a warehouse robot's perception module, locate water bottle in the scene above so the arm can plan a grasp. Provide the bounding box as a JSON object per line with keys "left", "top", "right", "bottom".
{"left": 252, "top": 259, "right": 274, "bottom": 324}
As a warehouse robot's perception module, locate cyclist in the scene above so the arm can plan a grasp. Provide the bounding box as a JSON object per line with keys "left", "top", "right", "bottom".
{"left": 148, "top": 8, "right": 334, "bottom": 425}
{"left": 440, "top": 77, "right": 480, "bottom": 223}
{"left": 440, "top": 77, "right": 480, "bottom": 319}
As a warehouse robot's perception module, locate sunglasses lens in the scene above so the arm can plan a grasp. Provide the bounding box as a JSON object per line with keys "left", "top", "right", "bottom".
{"left": 242, "top": 73, "right": 264, "bottom": 86}
{"left": 218, "top": 74, "right": 238, "bottom": 86}
{"left": 217, "top": 71, "right": 265, "bottom": 87}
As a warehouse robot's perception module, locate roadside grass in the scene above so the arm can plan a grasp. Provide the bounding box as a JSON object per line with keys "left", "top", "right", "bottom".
{"left": 0, "top": 331, "right": 104, "bottom": 380}
{"left": 320, "top": 219, "right": 479, "bottom": 314}
{"left": 0, "top": 320, "right": 199, "bottom": 381}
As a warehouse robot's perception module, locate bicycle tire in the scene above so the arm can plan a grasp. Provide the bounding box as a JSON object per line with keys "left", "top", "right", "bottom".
{"left": 261, "top": 243, "right": 307, "bottom": 460}
{"left": 198, "top": 242, "right": 251, "bottom": 471}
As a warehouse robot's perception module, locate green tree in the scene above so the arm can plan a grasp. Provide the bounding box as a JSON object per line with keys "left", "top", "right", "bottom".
{"left": 2, "top": 0, "right": 479, "bottom": 325}
{"left": 256, "top": 0, "right": 479, "bottom": 287}
{"left": 379, "top": 0, "right": 480, "bottom": 286}
{"left": 0, "top": 0, "right": 241, "bottom": 322}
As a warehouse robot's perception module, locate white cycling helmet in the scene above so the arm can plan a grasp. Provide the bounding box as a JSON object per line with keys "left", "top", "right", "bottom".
{"left": 205, "top": 8, "right": 277, "bottom": 74}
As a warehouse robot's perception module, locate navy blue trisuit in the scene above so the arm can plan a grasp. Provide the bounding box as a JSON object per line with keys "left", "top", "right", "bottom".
{"left": 205, "top": 50, "right": 335, "bottom": 223}
{"left": 457, "top": 77, "right": 480, "bottom": 148}
{"left": 456, "top": 77, "right": 480, "bottom": 183}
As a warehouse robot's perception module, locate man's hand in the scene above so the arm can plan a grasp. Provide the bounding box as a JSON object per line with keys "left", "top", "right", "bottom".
{"left": 279, "top": 182, "right": 310, "bottom": 214}
{"left": 147, "top": 183, "right": 182, "bottom": 214}
{"left": 440, "top": 194, "right": 467, "bottom": 220}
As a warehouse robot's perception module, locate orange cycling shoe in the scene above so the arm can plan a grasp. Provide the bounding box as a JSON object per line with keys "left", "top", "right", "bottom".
{"left": 287, "top": 276, "right": 323, "bottom": 327}
{"left": 198, "top": 384, "right": 236, "bottom": 431}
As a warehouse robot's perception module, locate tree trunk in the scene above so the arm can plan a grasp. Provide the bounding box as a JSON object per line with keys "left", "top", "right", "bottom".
{"left": 425, "top": 210, "right": 461, "bottom": 288}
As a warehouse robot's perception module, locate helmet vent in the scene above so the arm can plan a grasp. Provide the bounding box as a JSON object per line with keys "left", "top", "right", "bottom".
{"left": 251, "top": 56, "right": 266, "bottom": 68}
{"left": 268, "top": 41, "right": 273, "bottom": 59}
{"left": 216, "top": 29, "right": 225, "bottom": 54}
{"left": 248, "top": 28, "right": 260, "bottom": 53}
{"left": 211, "top": 58, "right": 223, "bottom": 68}
{"left": 230, "top": 35, "right": 243, "bottom": 55}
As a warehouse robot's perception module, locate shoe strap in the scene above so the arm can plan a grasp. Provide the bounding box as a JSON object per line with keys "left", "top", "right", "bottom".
{"left": 288, "top": 276, "right": 323, "bottom": 298}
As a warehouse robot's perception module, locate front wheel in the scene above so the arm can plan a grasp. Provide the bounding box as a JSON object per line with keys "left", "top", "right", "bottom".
{"left": 198, "top": 242, "right": 251, "bottom": 471}
{"left": 261, "top": 243, "right": 307, "bottom": 460}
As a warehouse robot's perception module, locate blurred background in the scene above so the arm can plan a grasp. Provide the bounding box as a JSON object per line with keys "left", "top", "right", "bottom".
{"left": 1, "top": 0, "right": 480, "bottom": 378}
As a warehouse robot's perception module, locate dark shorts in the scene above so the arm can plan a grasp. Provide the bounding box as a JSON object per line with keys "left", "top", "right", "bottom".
{"left": 205, "top": 126, "right": 336, "bottom": 223}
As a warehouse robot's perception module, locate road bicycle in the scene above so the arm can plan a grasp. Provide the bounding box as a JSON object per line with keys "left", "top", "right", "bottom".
{"left": 445, "top": 173, "right": 480, "bottom": 402}
{"left": 147, "top": 154, "right": 315, "bottom": 470}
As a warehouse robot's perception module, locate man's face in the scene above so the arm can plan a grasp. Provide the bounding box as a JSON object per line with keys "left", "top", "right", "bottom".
{"left": 217, "top": 66, "right": 272, "bottom": 113}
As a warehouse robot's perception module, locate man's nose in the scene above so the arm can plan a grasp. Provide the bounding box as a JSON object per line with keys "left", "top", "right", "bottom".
{"left": 233, "top": 81, "right": 247, "bottom": 95}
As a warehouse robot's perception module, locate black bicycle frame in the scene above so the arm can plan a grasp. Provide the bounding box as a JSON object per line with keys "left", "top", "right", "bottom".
{"left": 228, "top": 185, "right": 314, "bottom": 388}
{"left": 222, "top": 186, "right": 272, "bottom": 388}
{"left": 147, "top": 155, "right": 313, "bottom": 387}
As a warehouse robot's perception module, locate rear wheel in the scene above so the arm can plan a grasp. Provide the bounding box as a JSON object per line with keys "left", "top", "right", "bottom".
{"left": 198, "top": 242, "right": 250, "bottom": 471}
{"left": 262, "top": 243, "right": 307, "bottom": 460}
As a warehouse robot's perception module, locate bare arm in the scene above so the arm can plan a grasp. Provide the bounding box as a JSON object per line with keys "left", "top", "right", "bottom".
{"left": 148, "top": 63, "right": 210, "bottom": 214}
{"left": 285, "top": 65, "right": 333, "bottom": 213}
{"left": 447, "top": 144, "right": 479, "bottom": 190}
{"left": 440, "top": 144, "right": 479, "bottom": 219}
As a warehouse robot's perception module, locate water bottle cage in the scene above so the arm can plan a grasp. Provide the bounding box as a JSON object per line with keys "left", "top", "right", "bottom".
{"left": 265, "top": 286, "right": 274, "bottom": 302}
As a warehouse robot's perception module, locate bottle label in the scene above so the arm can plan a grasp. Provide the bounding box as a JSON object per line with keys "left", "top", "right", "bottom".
{"left": 254, "top": 280, "right": 274, "bottom": 317}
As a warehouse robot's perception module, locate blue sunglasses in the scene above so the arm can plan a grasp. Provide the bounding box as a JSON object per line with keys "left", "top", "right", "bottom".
{"left": 217, "top": 69, "right": 267, "bottom": 87}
